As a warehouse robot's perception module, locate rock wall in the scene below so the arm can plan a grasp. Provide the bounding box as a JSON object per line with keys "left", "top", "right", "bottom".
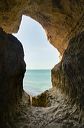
{"left": 52, "top": 31, "right": 84, "bottom": 109}
{"left": 0, "top": 0, "right": 84, "bottom": 126}
{"left": 0, "top": 0, "right": 84, "bottom": 54}
{"left": 0, "top": 28, "right": 26, "bottom": 127}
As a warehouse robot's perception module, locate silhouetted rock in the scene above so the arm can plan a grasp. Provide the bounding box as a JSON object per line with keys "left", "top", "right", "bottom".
{"left": 0, "top": 28, "right": 26, "bottom": 127}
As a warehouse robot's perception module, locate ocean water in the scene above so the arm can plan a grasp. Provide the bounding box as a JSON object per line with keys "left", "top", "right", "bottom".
{"left": 23, "top": 70, "right": 52, "bottom": 96}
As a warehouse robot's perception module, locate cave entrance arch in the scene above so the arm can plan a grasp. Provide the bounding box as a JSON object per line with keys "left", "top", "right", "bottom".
{"left": 14, "top": 15, "right": 60, "bottom": 96}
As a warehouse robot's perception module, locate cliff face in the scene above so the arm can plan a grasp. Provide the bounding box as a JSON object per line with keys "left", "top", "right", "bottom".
{"left": 52, "top": 31, "right": 84, "bottom": 108}
{"left": 0, "top": 0, "right": 84, "bottom": 53}
{"left": 0, "top": 28, "right": 26, "bottom": 127}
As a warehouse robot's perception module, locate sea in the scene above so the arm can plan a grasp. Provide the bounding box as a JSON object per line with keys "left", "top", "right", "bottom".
{"left": 23, "top": 69, "right": 52, "bottom": 96}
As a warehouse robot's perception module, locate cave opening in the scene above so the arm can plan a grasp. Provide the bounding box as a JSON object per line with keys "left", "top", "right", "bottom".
{"left": 14, "top": 15, "right": 60, "bottom": 96}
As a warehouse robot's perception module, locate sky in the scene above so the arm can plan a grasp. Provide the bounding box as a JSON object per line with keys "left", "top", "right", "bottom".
{"left": 14, "top": 15, "right": 60, "bottom": 69}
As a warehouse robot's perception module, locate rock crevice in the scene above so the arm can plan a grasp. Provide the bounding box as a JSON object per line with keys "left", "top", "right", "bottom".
{"left": 0, "top": 0, "right": 84, "bottom": 127}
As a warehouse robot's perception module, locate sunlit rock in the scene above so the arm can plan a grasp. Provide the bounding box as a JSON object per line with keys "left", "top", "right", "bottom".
{"left": 0, "top": 0, "right": 84, "bottom": 53}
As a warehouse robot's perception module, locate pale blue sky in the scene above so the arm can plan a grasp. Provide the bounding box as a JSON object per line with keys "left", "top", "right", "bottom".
{"left": 14, "top": 15, "right": 60, "bottom": 69}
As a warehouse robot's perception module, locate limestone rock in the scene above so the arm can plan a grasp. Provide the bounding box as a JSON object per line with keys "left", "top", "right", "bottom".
{"left": 32, "top": 91, "right": 48, "bottom": 107}
{"left": 0, "top": 28, "right": 26, "bottom": 127}
{"left": 52, "top": 31, "right": 84, "bottom": 109}
{"left": 62, "top": 31, "right": 84, "bottom": 108}
{"left": 0, "top": 0, "right": 84, "bottom": 53}
{"left": 12, "top": 87, "right": 84, "bottom": 128}
{"left": 0, "top": 0, "right": 84, "bottom": 127}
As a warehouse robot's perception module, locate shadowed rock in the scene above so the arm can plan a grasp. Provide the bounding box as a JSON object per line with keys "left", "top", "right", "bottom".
{"left": 52, "top": 31, "right": 84, "bottom": 109}
{"left": 0, "top": 1, "right": 84, "bottom": 127}
{"left": 0, "top": 28, "right": 26, "bottom": 127}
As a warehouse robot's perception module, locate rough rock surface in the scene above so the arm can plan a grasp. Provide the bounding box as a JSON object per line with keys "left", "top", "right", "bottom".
{"left": 0, "top": 0, "right": 84, "bottom": 127}
{"left": 32, "top": 91, "right": 48, "bottom": 107}
{"left": 52, "top": 31, "right": 84, "bottom": 109}
{"left": 11, "top": 88, "right": 84, "bottom": 128}
{"left": 0, "top": 28, "right": 26, "bottom": 127}
{"left": 0, "top": 0, "right": 84, "bottom": 53}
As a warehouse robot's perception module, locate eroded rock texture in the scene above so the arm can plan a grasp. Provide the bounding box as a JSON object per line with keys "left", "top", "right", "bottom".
{"left": 0, "top": 0, "right": 84, "bottom": 127}
{"left": 0, "top": 28, "right": 26, "bottom": 127}
{"left": 52, "top": 31, "right": 84, "bottom": 109}
{"left": 0, "top": 0, "right": 84, "bottom": 53}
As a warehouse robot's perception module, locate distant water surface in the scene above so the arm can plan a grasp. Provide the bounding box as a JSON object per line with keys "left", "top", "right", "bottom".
{"left": 23, "top": 70, "right": 52, "bottom": 96}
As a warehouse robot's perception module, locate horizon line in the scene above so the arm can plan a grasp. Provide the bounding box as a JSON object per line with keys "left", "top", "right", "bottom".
{"left": 26, "top": 68, "right": 52, "bottom": 70}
